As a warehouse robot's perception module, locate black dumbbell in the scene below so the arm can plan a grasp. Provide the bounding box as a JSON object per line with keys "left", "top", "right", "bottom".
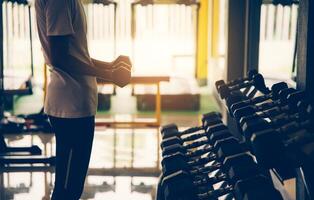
{"left": 224, "top": 90, "right": 250, "bottom": 111}
{"left": 223, "top": 81, "right": 284, "bottom": 111}
{"left": 233, "top": 89, "right": 304, "bottom": 122}
{"left": 161, "top": 123, "right": 229, "bottom": 150}
{"left": 251, "top": 127, "right": 314, "bottom": 170}
{"left": 241, "top": 104, "right": 313, "bottom": 143}
{"left": 218, "top": 73, "right": 269, "bottom": 99}
{"left": 161, "top": 112, "right": 222, "bottom": 140}
{"left": 163, "top": 172, "right": 282, "bottom": 200}
{"left": 164, "top": 129, "right": 233, "bottom": 159}
{"left": 240, "top": 101, "right": 313, "bottom": 136}
{"left": 161, "top": 127, "right": 232, "bottom": 157}
{"left": 215, "top": 69, "right": 258, "bottom": 91}
{"left": 162, "top": 159, "right": 282, "bottom": 200}
{"left": 163, "top": 152, "right": 261, "bottom": 194}
{"left": 162, "top": 137, "right": 248, "bottom": 175}
{"left": 229, "top": 82, "right": 288, "bottom": 116}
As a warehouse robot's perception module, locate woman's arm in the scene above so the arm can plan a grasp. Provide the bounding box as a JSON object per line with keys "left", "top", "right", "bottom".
{"left": 49, "top": 35, "right": 132, "bottom": 87}
{"left": 49, "top": 35, "right": 112, "bottom": 80}
{"left": 91, "top": 59, "right": 112, "bottom": 70}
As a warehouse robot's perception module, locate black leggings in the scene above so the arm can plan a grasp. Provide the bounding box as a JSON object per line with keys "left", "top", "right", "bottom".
{"left": 49, "top": 116, "right": 95, "bottom": 200}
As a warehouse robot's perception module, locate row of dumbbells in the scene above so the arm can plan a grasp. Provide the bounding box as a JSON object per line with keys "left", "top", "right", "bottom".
{"left": 156, "top": 112, "right": 283, "bottom": 200}
{"left": 216, "top": 71, "right": 314, "bottom": 195}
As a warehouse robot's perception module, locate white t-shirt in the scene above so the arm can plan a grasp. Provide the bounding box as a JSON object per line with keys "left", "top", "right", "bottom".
{"left": 35, "top": 0, "right": 97, "bottom": 118}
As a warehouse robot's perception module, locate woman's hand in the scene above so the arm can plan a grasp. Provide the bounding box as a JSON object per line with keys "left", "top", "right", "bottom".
{"left": 110, "top": 55, "right": 132, "bottom": 87}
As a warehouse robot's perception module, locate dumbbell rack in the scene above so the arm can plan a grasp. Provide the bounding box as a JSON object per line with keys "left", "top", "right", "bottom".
{"left": 216, "top": 72, "right": 314, "bottom": 200}
{"left": 156, "top": 71, "right": 313, "bottom": 200}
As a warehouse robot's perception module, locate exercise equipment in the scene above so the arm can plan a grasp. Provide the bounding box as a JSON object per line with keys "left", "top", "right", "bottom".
{"left": 163, "top": 152, "right": 261, "bottom": 192}
{"left": 162, "top": 155, "right": 282, "bottom": 200}
{"left": 217, "top": 73, "right": 269, "bottom": 99}
{"left": 161, "top": 123, "right": 228, "bottom": 150}
{"left": 240, "top": 102, "right": 313, "bottom": 144}
{"left": 161, "top": 126, "right": 230, "bottom": 157}
{"left": 162, "top": 137, "right": 248, "bottom": 176}
{"left": 215, "top": 69, "right": 258, "bottom": 91}
{"left": 97, "top": 55, "right": 132, "bottom": 88}
{"left": 233, "top": 90, "right": 305, "bottom": 122}
{"left": 0, "top": 134, "right": 41, "bottom": 156}
{"left": 160, "top": 111, "right": 222, "bottom": 139}
{"left": 0, "top": 109, "right": 53, "bottom": 133}
{"left": 229, "top": 81, "right": 288, "bottom": 116}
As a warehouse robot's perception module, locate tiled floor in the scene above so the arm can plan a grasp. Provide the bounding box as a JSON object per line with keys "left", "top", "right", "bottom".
{"left": 1, "top": 172, "right": 158, "bottom": 200}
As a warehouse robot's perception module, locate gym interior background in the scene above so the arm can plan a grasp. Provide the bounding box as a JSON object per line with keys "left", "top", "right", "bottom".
{"left": 0, "top": 0, "right": 313, "bottom": 199}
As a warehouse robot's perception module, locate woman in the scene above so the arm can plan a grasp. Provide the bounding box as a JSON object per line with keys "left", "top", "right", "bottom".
{"left": 35, "top": 0, "right": 131, "bottom": 199}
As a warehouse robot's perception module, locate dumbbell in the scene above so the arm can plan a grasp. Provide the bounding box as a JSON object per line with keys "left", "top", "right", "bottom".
{"left": 97, "top": 55, "right": 132, "bottom": 88}
{"left": 241, "top": 103, "right": 313, "bottom": 143}
{"left": 162, "top": 137, "right": 248, "bottom": 175}
{"left": 224, "top": 90, "right": 250, "bottom": 111}
{"left": 233, "top": 89, "right": 303, "bottom": 122}
{"left": 197, "top": 175, "right": 282, "bottom": 200}
{"left": 238, "top": 104, "right": 306, "bottom": 132}
{"left": 161, "top": 123, "right": 229, "bottom": 150}
{"left": 163, "top": 129, "right": 233, "bottom": 159}
{"left": 1, "top": 116, "right": 26, "bottom": 133}
{"left": 159, "top": 138, "right": 251, "bottom": 199}
{"left": 17, "top": 109, "right": 52, "bottom": 132}
{"left": 161, "top": 112, "right": 222, "bottom": 140}
{"left": 215, "top": 69, "right": 258, "bottom": 91}
{"left": 229, "top": 82, "right": 288, "bottom": 116}
{"left": 223, "top": 81, "right": 283, "bottom": 111}
{"left": 218, "top": 73, "right": 269, "bottom": 99}
{"left": 163, "top": 152, "right": 261, "bottom": 194}
{"left": 162, "top": 156, "right": 282, "bottom": 200}
{"left": 235, "top": 91, "right": 307, "bottom": 131}
{"left": 161, "top": 126, "right": 232, "bottom": 157}
{"left": 251, "top": 127, "right": 314, "bottom": 170}
{"left": 240, "top": 101, "right": 313, "bottom": 135}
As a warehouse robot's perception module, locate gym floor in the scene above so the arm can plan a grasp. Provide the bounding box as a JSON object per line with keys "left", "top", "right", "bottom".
{"left": 2, "top": 90, "right": 219, "bottom": 200}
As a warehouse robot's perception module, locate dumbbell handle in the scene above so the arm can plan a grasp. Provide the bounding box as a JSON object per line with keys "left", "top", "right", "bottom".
{"left": 190, "top": 162, "right": 222, "bottom": 175}
{"left": 181, "top": 126, "right": 203, "bottom": 135}
{"left": 180, "top": 118, "right": 223, "bottom": 137}
{"left": 183, "top": 124, "right": 229, "bottom": 142}
{"left": 239, "top": 106, "right": 286, "bottom": 124}
{"left": 188, "top": 153, "right": 217, "bottom": 167}
{"left": 231, "top": 95, "right": 271, "bottom": 115}
{"left": 277, "top": 120, "right": 311, "bottom": 135}
{"left": 194, "top": 173, "right": 227, "bottom": 186}
{"left": 185, "top": 140, "right": 210, "bottom": 149}
{"left": 236, "top": 104, "right": 289, "bottom": 122}
{"left": 240, "top": 103, "right": 310, "bottom": 128}
{"left": 235, "top": 90, "right": 304, "bottom": 120}
{"left": 230, "top": 82, "right": 288, "bottom": 114}
{"left": 183, "top": 131, "right": 207, "bottom": 142}
{"left": 216, "top": 69, "right": 257, "bottom": 89}
{"left": 198, "top": 185, "right": 233, "bottom": 200}
{"left": 187, "top": 145, "right": 213, "bottom": 158}
{"left": 229, "top": 80, "right": 253, "bottom": 91}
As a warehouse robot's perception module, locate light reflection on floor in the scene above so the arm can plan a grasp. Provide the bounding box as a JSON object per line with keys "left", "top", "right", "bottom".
{"left": 2, "top": 128, "right": 162, "bottom": 200}
{"left": 1, "top": 172, "right": 157, "bottom": 200}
